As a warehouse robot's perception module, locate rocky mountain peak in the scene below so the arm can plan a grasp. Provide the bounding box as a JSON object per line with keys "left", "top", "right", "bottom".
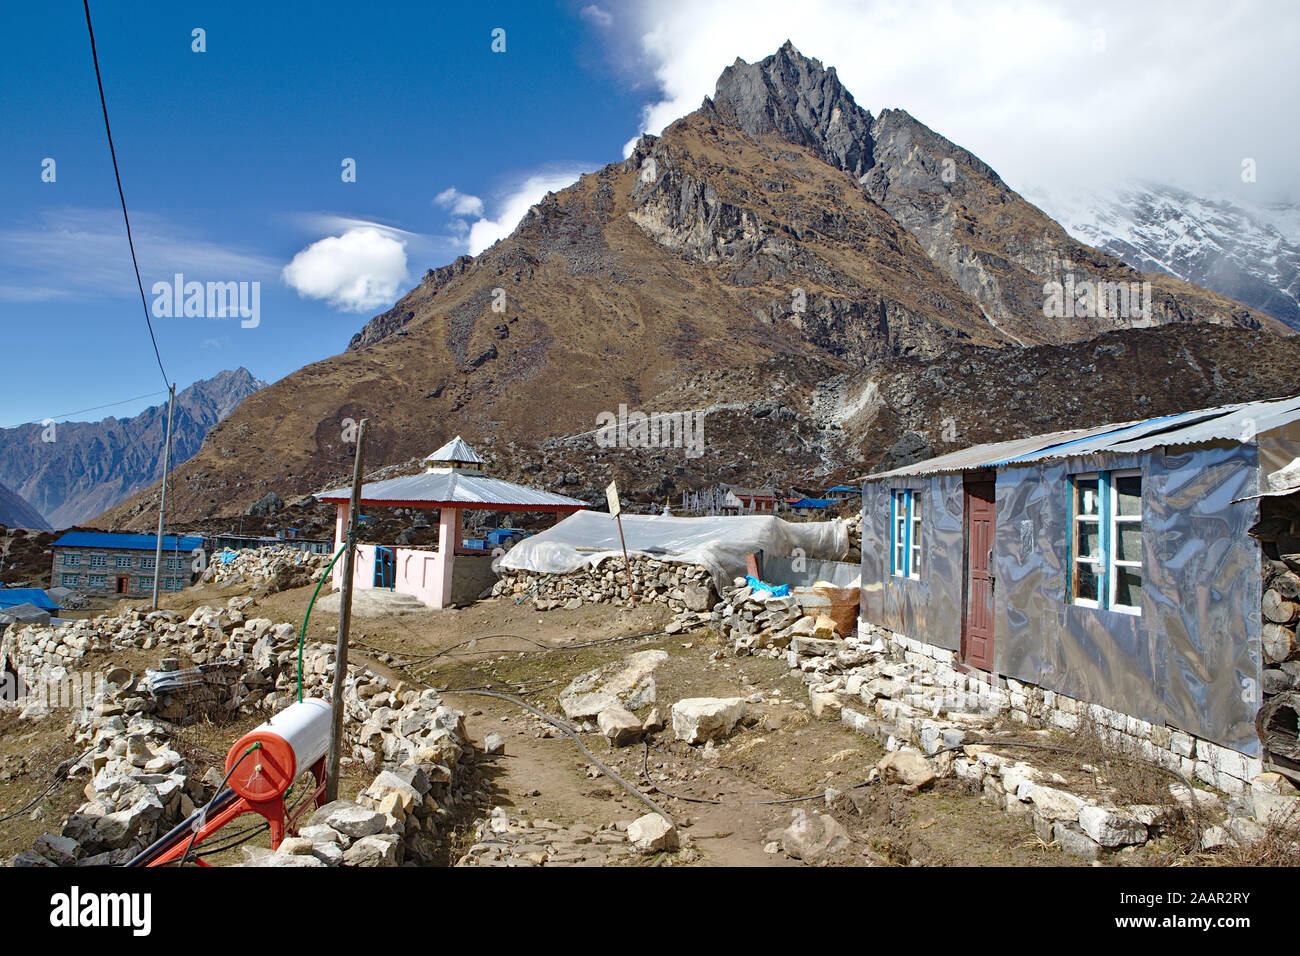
{"left": 708, "top": 41, "right": 875, "bottom": 178}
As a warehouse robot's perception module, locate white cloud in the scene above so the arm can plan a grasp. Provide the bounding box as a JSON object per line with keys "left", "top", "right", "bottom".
{"left": 282, "top": 227, "right": 409, "bottom": 312}
{"left": 581, "top": 4, "right": 614, "bottom": 27}
{"left": 433, "top": 167, "right": 599, "bottom": 256}
{"left": 611, "top": 0, "right": 1300, "bottom": 200}
{"left": 433, "top": 187, "right": 485, "bottom": 218}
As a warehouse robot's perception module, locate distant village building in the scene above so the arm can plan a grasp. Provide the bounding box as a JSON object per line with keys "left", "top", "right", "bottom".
{"left": 50, "top": 532, "right": 203, "bottom": 598}
{"left": 823, "top": 484, "right": 863, "bottom": 501}
{"left": 857, "top": 394, "right": 1300, "bottom": 780}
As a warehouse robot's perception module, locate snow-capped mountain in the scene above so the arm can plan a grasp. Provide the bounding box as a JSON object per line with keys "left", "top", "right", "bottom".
{"left": 1028, "top": 182, "right": 1300, "bottom": 331}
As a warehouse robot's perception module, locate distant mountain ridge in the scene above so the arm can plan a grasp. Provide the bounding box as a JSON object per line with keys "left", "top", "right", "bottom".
{"left": 0, "top": 479, "right": 50, "bottom": 531}
{"left": 1028, "top": 182, "right": 1300, "bottom": 331}
{"left": 0, "top": 368, "right": 264, "bottom": 529}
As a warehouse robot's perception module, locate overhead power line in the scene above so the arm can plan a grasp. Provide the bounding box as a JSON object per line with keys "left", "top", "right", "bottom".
{"left": 82, "top": 0, "right": 170, "bottom": 391}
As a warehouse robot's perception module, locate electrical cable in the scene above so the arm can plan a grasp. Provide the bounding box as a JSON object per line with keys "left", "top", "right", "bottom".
{"left": 168, "top": 743, "right": 260, "bottom": 866}
{"left": 0, "top": 746, "right": 96, "bottom": 824}
{"left": 440, "top": 687, "right": 673, "bottom": 826}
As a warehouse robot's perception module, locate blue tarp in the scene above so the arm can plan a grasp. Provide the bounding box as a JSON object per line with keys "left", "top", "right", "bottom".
{"left": 745, "top": 575, "right": 789, "bottom": 598}
{"left": 0, "top": 588, "right": 58, "bottom": 611}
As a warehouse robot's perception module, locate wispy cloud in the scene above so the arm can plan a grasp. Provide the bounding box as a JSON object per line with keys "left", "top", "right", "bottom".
{"left": 581, "top": 4, "right": 614, "bottom": 27}
{"left": 0, "top": 207, "right": 278, "bottom": 303}
{"left": 433, "top": 187, "right": 485, "bottom": 218}
{"left": 433, "top": 165, "right": 599, "bottom": 256}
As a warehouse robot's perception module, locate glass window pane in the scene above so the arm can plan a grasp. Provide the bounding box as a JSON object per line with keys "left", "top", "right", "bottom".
{"left": 1115, "top": 524, "right": 1142, "bottom": 562}
{"left": 1075, "top": 478, "right": 1100, "bottom": 517}
{"left": 1115, "top": 565, "right": 1142, "bottom": 607}
{"left": 1115, "top": 475, "right": 1141, "bottom": 516}
{"left": 1076, "top": 520, "right": 1100, "bottom": 559}
{"left": 1076, "top": 562, "right": 1099, "bottom": 602}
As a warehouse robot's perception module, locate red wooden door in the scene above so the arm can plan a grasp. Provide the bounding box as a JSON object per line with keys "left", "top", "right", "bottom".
{"left": 963, "top": 480, "right": 996, "bottom": 671}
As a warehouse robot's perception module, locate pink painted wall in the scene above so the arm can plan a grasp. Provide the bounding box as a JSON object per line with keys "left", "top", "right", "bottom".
{"left": 393, "top": 548, "right": 449, "bottom": 608}
{"left": 329, "top": 502, "right": 461, "bottom": 610}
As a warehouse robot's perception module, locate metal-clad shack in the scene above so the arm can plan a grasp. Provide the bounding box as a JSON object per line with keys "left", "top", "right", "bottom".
{"left": 859, "top": 395, "right": 1300, "bottom": 757}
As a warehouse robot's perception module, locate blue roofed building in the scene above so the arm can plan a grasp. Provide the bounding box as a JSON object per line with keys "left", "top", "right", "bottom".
{"left": 51, "top": 532, "right": 204, "bottom": 598}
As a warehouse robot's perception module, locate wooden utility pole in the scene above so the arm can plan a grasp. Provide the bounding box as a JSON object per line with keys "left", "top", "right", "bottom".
{"left": 325, "top": 417, "right": 367, "bottom": 801}
{"left": 151, "top": 384, "right": 176, "bottom": 610}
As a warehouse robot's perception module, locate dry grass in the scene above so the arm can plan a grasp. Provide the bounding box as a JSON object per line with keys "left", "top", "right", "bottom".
{"left": 1217, "top": 799, "right": 1300, "bottom": 867}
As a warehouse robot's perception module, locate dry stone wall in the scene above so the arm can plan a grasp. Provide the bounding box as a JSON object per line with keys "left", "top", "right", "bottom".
{"left": 3, "top": 598, "right": 477, "bottom": 868}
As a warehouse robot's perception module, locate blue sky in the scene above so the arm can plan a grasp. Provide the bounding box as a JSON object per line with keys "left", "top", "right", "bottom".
{"left": 2, "top": 0, "right": 1295, "bottom": 428}
{"left": 0, "top": 1, "right": 643, "bottom": 425}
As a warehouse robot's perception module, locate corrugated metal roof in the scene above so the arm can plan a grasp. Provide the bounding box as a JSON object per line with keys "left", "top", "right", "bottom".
{"left": 423, "top": 436, "right": 484, "bottom": 465}
{"left": 316, "top": 470, "right": 588, "bottom": 508}
{"left": 51, "top": 532, "right": 205, "bottom": 551}
{"left": 864, "top": 393, "right": 1300, "bottom": 481}
{"left": 0, "top": 588, "right": 57, "bottom": 610}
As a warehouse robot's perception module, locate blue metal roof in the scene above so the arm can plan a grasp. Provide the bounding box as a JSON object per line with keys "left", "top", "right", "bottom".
{"left": 825, "top": 485, "right": 861, "bottom": 493}
{"left": 792, "top": 498, "right": 836, "bottom": 508}
{"left": 51, "top": 532, "right": 205, "bottom": 552}
{"left": 0, "top": 589, "right": 58, "bottom": 610}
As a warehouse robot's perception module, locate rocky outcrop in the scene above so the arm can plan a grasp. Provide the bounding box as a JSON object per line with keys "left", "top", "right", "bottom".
{"left": 709, "top": 40, "right": 875, "bottom": 179}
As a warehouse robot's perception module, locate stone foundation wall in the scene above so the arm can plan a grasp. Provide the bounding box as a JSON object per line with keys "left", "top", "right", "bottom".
{"left": 864, "top": 621, "right": 1264, "bottom": 795}
{"left": 492, "top": 556, "right": 717, "bottom": 614}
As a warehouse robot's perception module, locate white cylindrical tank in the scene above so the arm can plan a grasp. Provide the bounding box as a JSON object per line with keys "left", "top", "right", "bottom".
{"left": 226, "top": 698, "right": 332, "bottom": 801}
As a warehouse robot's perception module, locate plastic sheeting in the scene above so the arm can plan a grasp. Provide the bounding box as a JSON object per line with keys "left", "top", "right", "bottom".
{"left": 499, "top": 511, "right": 848, "bottom": 590}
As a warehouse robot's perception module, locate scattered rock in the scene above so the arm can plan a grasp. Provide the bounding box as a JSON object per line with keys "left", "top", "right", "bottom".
{"left": 671, "top": 697, "right": 747, "bottom": 745}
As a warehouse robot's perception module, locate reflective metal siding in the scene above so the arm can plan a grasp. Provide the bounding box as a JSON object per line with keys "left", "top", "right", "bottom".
{"left": 861, "top": 473, "right": 963, "bottom": 651}
{"left": 995, "top": 455, "right": 1157, "bottom": 725}
{"left": 1147, "top": 443, "right": 1262, "bottom": 754}
{"left": 993, "top": 444, "right": 1263, "bottom": 755}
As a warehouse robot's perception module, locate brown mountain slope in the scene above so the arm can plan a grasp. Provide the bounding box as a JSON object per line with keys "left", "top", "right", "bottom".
{"left": 98, "top": 44, "right": 1286, "bottom": 529}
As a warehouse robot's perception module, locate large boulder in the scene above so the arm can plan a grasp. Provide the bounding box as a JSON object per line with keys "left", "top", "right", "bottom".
{"left": 671, "top": 697, "right": 747, "bottom": 745}
{"left": 774, "top": 808, "right": 852, "bottom": 864}
{"left": 558, "top": 650, "right": 667, "bottom": 720}
{"left": 626, "top": 813, "right": 678, "bottom": 852}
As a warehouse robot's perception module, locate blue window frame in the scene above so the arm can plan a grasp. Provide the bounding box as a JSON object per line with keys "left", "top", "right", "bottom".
{"left": 890, "top": 489, "right": 922, "bottom": 579}
{"left": 1070, "top": 470, "right": 1142, "bottom": 614}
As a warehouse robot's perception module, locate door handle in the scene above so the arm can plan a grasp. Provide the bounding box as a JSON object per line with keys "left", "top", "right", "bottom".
{"left": 988, "top": 549, "right": 995, "bottom": 591}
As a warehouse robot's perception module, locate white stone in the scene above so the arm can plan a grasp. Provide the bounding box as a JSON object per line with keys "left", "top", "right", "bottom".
{"left": 626, "top": 813, "right": 678, "bottom": 852}
{"left": 671, "top": 697, "right": 747, "bottom": 745}
{"left": 1078, "top": 805, "right": 1148, "bottom": 847}
{"left": 1028, "top": 786, "right": 1084, "bottom": 822}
